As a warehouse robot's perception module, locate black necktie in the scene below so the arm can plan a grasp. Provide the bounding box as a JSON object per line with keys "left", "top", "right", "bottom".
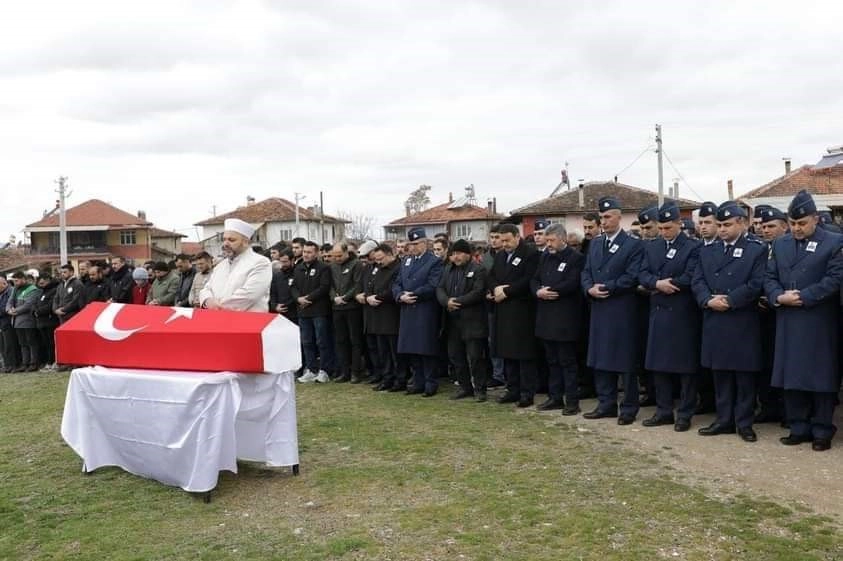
{"left": 604, "top": 237, "right": 611, "bottom": 251}
{"left": 724, "top": 244, "right": 731, "bottom": 255}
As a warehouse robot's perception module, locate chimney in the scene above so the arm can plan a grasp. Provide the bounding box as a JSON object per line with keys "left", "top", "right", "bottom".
{"left": 673, "top": 179, "right": 679, "bottom": 199}
{"left": 577, "top": 180, "right": 585, "bottom": 209}
{"left": 783, "top": 157, "right": 792, "bottom": 174}
{"left": 727, "top": 179, "right": 734, "bottom": 200}
{"left": 449, "top": 192, "right": 453, "bottom": 203}
{"left": 246, "top": 195, "right": 256, "bottom": 206}
{"left": 137, "top": 210, "right": 147, "bottom": 221}
{"left": 493, "top": 197, "right": 497, "bottom": 215}
{"left": 487, "top": 198, "right": 494, "bottom": 216}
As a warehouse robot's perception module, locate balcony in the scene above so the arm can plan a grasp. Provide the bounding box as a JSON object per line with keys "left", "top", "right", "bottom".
{"left": 26, "top": 245, "right": 110, "bottom": 256}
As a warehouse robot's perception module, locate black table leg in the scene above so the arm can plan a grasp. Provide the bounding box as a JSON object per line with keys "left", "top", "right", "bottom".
{"left": 292, "top": 464, "right": 300, "bottom": 476}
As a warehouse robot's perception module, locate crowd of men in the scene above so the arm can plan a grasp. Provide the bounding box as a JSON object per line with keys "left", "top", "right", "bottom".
{"left": 2, "top": 189, "right": 841, "bottom": 452}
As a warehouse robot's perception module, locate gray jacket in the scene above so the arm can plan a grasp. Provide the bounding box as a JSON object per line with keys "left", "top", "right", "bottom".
{"left": 6, "top": 285, "right": 39, "bottom": 329}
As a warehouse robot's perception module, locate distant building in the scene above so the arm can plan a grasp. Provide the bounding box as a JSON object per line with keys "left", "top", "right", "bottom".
{"left": 738, "top": 147, "right": 843, "bottom": 220}
{"left": 384, "top": 189, "right": 504, "bottom": 242}
{"left": 23, "top": 199, "right": 182, "bottom": 269}
{"left": 511, "top": 181, "right": 700, "bottom": 234}
{"left": 194, "top": 196, "right": 349, "bottom": 256}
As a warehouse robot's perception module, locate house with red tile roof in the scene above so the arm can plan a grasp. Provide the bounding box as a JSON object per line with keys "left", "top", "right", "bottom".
{"left": 194, "top": 197, "right": 349, "bottom": 255}
{"left": 23, "top": 199, "right": 182, "bottom": 268}
{"left": 384, "top": 190, "right": 505, "bottom": 242}
{"left": 737, "top": 147, "right": 843, "bottom": 220}
{"left": 511, "top": 181, "right": 699, "bottom": 235}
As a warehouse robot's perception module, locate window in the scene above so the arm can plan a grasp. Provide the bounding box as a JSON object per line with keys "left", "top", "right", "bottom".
{"left": 280, "top": 229, "right": 293, "bottom": 241}
{"left": 120, "top": 230, "right": 137, "bottom": 245}
{"left": 455, "top": 223, "right": 472, "bottom": 239}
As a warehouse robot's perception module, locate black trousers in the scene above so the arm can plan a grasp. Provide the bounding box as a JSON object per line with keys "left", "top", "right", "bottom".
{"left": 712, "top": 370, "right": 756, "bottom": 429}
{"left": 594, "top": 369, "right": 639, "bottom": 418}
{"left": 653, "top": 371, "right": 698, "bottom": 421}
{"left": 784, "top": 390, "right": 837, "bottom": 440}
{"left": 16, "top": 328, "right": 40, "bottom": 367}
{"left": 375, "top": 334, "right": 398, "bottom": 384}
{"left": 333, "top": 308, "right": 364, "bottom": 376}
{"left": 542, "top": 340, "right": 579, "bottom": 406}
{"left": 403, "top": 354, "right": 438, "bottom": 393}
{"left": 365, "top": 334, "right": 380, "bottom": 377}
{"left": 504, "top": 359, "right": 537, "bottom": 400}
{"left": 1, "top": 328, "right": 21, "bottom": 369}
{"left": 38, "top": 325, "right": 57, "bottom": 365}
{"left": 446, "top": 323, "right": 487, "bottom": 393}
{"left": 755, "top": 370, "right": 784, "bottom": 418}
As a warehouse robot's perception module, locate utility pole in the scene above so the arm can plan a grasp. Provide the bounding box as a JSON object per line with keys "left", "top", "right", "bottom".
{"left": 294, "top": 192, "right": 305, "bottom": 238}
{"left": 55, "top": 176, "right": 70, "bottom": 265}
{"left": 655, "top": 124, "right": 664, "bottom": 207}
{"left": 319, "top": 191, "right": 325, "bottom": 244}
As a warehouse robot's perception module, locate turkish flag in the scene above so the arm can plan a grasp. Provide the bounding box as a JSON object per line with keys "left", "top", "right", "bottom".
{"left": 55, "top": 302, "right": 301, "bottom": 374}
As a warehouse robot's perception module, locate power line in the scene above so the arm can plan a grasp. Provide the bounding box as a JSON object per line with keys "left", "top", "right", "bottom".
{"left": 662, "top": 149, "right": 704, "bottom": 201}
{"left": 614, "top": 144, "right": 655, "bottom": 180}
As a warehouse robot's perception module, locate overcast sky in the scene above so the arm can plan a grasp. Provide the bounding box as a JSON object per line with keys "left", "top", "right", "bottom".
{"left": 2, "top": 0, "right": 841, "bottom": 243}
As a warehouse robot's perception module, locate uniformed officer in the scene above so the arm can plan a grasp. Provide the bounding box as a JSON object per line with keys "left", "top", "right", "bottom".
{"left": 818, "top": 211, "right": 842, "bottom": 233}
{"left": 531, "top": 223, "right": 585, "bottom": 414}
{"left": 755, "top": 206, "right": 788, "bottom": 423}
{"left": 581, "top": 196, "right": 644, "bottom": 424}
{"left": 436, "top": 239, "right": 489, "bottom": 401}
{"left": 695, "top": 201, "right": 719, "bottom": 415}
{"left": 533, "top": 219, "right": 549, "bottom": 252}
{"left": 692, "top": 201, "right": 766, "bottom": 442}
{"left": 765, "top": 190, "right": 843, "bottom": 451}
{"left": 638, "top": 206, "right": 659, "bottom": 241}
{"left": 639, "top": 201, "right": 702, "bottom": 431}
{"left": 393, "top": 227, "right": 444, "bottom": 397}
{"left": 635, "top": 205, "right": 659, "bottom": 407}
{"left": 490, "top": 223, "right": 540, "bottom": 407}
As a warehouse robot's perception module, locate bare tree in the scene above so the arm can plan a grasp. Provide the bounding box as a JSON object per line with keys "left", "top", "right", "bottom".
{"left": 404, "top": 184, "right": 432, "bottom": 215}
{"left": 336, "top": 211, "right": 377, "bottom": 240}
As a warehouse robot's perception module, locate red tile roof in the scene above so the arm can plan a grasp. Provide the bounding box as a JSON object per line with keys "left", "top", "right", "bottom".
{"left": 26, "top": 199, "right": 152, "bottom": 229}
{"left": 181, "top": 242, "right": 203, "bottom": 255}
{"left": 737, "top": 165, "right": 843, "bottom": 199}
{"left": 150, "top": 227, "right": 186, "bottom": 238}
{"left": 387, "top": 202, "right": 504, "bottom": 226}
{"left": 194, "top": 197, "right": 349, "bottom": 226}
{"left": 511, "top": 181, "right": 700, "bottom": 216}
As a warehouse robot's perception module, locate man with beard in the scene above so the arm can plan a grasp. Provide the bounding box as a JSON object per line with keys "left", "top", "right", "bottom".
{"left": 83, "top": 265, "right": 111, "bottom": 305}
{"left": 33, "top": 272, "right": 60, "bottom": 370}
{"left": 173, "top": 254, "right": 196, "bottom": 308}
{"left": 199, "top": 218, "right": 272, "bottom": 312}
{"left": 366, "top": 244, "right": 402, "bottom": 391}
{"left": 108, "top": 256, "right": 134, "bottom": 304}
{"left": 270, "top": 248, "right": 298, "bottom": 323}
{"left": 330, "top": 242, "right": 365, "bottom": 383}
{"left": 7, "top": 272, "right": 40, "bottom": 371}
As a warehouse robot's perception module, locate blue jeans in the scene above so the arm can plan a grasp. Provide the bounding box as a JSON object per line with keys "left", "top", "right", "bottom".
{"left": 299, "top": 316, "right": 335, "bottom": 373}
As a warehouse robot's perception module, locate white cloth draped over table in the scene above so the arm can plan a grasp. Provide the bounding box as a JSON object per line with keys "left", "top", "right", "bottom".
{"left": 61, "top": 366, "right": 299, "bottom": 493}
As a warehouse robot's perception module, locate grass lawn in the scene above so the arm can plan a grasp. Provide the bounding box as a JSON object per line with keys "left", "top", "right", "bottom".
{"left": 1, "top": 372, "right": 840, "bottom": 561}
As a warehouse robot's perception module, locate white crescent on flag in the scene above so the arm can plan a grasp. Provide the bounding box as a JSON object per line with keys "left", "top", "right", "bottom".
{"left": 93, "top": 303, "right": 147, "bottom": 342}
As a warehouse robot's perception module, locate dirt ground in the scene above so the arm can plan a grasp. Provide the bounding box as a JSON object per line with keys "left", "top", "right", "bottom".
{"left": 522, "top": 396, "right": 843, "bottom": 520}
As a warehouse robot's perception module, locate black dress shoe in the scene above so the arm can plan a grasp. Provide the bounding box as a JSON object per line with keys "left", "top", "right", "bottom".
{"left": 517, "top": 398, "right": 534, "bottom": 408}
{"left": 349, "top": 376, "right": 364, "bottom": 384}
{"left": 450, "top": 389, "right": 474, "bottom": 400}
{"left": 13, "top": 366, "right": 26, "bottom": 373}
{"left": 475, "top": 392, "right": 487, "bottom": 403}
{"left": 779, "top": 434, "right": 812, "bottom": 446}
{"left": 812, "top": 438, "right": 831, "bottom": 451}
{"left": 334, "top": 374, "right": 350, "bottom": 383}
{"left": 642, "top": 415, "right": 675, "bottom": 427}
{"left": 368, "top": 376, "right": 383, "bottom": 385}
{"left": 583, "top": 408, "right": 617, "bottom": 420}
{"left": 562, "top": 406, "right": 581, "bottom": 416}
{"left": 674, "top": 418, "right": 691, "bottom": 432}
{"left": 698, "top": 423, "right": 736, "bottom": 436}
{"left": 422, "top": 391, "right": 436, "bottom": 398}
{"left": 406, "top": 388, "right": 424, "bottom": 395}
{"left": 487, "top": 379, "right": 505, "bottom": 388}
{"left": 617, "top": 416, "right": 635, "bottom": 426}
{"left": 387, "top": 383, "right": 407, "bottom": 392}
{"left": 497, "top": 392, "right": 519, "bottom": 404}
{"left": 374, "top": 382, "right": 391, "bottom": 391}
{"left": 738, "top": 427, "right": 758, "bottom": 442}
{"left": 536, "top": 399, "right": 563, "bottom": 411}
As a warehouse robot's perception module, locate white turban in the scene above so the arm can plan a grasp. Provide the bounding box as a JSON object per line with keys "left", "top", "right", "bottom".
{"left": 224, "top": 218, "right": 255, "bottom": 239}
